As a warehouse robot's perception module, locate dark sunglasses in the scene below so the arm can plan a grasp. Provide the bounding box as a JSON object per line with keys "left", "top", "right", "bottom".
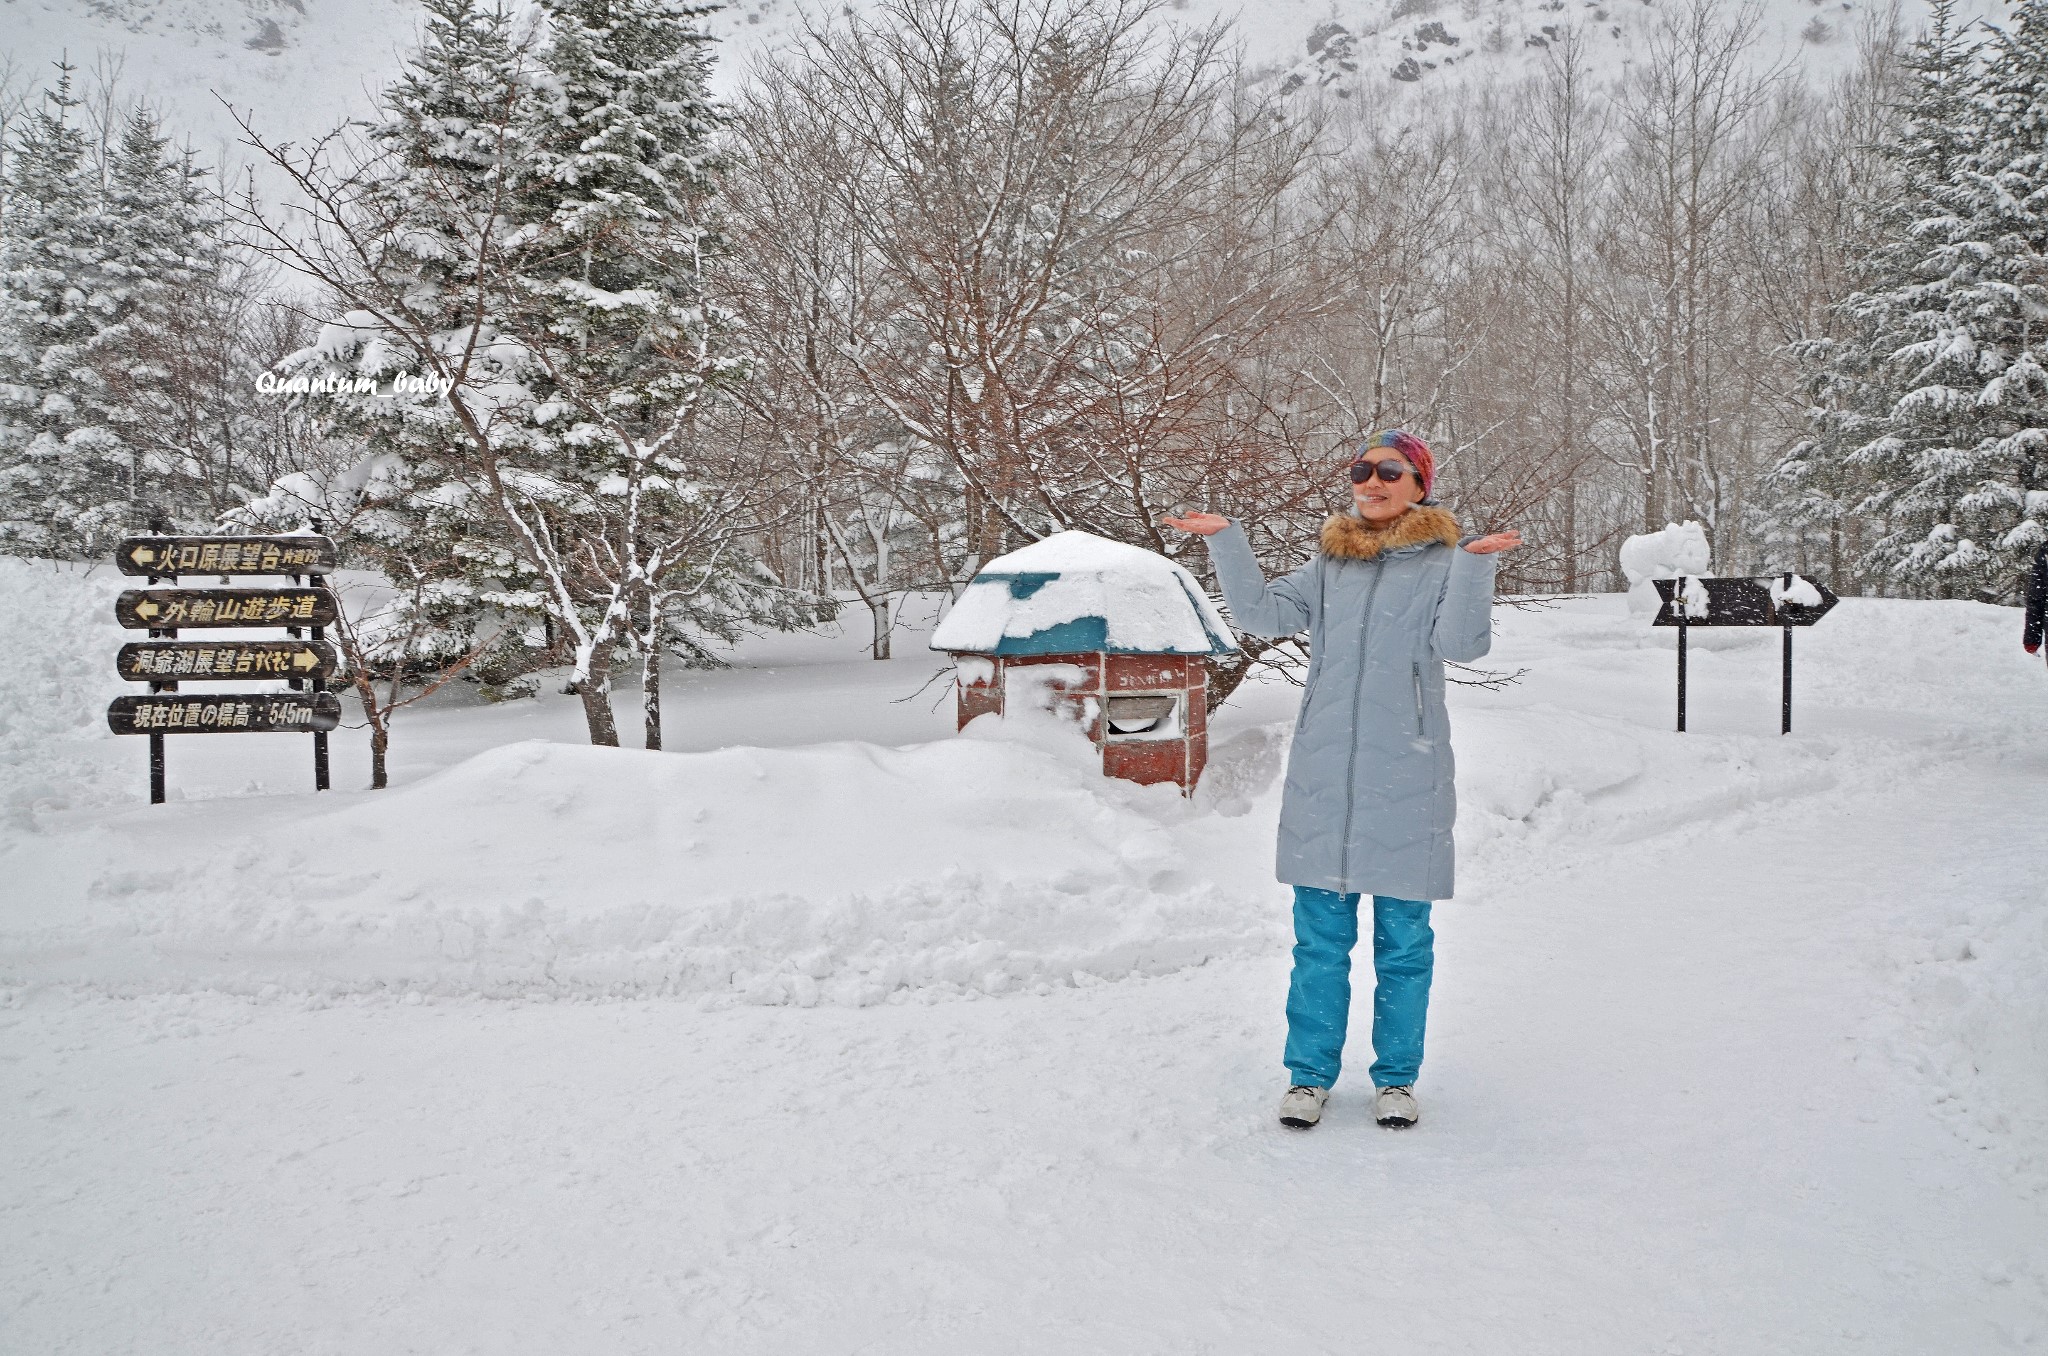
{"left": 1350, "top": 457, "right": 1417, "bottom": 485}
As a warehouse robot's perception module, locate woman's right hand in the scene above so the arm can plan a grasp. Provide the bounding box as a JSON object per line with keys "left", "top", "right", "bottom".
{"left": 1162, "top": 512, "right": 1230, "bottom": 536}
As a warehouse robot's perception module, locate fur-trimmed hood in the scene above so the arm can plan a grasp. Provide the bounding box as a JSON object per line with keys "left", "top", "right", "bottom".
{"left": 1319, "top": 505, "right": 1461, "bottom": 561}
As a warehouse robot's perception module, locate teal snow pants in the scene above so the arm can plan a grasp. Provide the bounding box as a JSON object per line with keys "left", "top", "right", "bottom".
{"left": 1284, "top": 887, "right": 1434, "bottom": 1090}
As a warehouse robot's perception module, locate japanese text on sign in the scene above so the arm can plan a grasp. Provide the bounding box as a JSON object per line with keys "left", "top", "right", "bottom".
{"left": 116, "top": 588, "right": 338, "bottom": 631}
{"left": 119, "top": 536, "right": 338, "bottom": 576}
{"left": 127, "top": 700, "right": 264, "bottom": 730}
{"left": 118, "top": 643, "right": 333, "bottom": 680}
{"left": 107, "top": 693, "right": 343, "bottom": 736}
{"left": 166, "top": 542, "right": 320, "bottom": 573}
{"left": 150, "top": 595, "right": 316, "bottom": 625}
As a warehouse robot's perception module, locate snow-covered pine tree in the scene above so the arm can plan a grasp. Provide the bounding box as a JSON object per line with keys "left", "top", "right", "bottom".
{"left": 301, "top": 0, "right": 534, "bottom": 635}
{"left": 251, "top": 0, "right": 546, "bottom": 784}
{"left": 1773, "top": 4, "right": 1972, "bottom": 587}
{"left": 0, "top": 64, "right": 122, "bottom": 558}
{"left": 1813, "top": 0, "right": 2048, "bottom": 598}
{"left": 92, "top": 106, "right": 237, "bottom": 528}
{"left": 245, "top": 0, "right": 807, "bottom": 751}
{"left": 497, "top": 0, "right": 800, "bottom": 746}
{"left": 1897, "top": 0, "right": 2048, "bottom": 592}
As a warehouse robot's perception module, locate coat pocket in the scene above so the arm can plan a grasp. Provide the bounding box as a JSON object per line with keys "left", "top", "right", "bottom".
{"left": 1411, "top": 661, "right": 1426, "bottom": 736}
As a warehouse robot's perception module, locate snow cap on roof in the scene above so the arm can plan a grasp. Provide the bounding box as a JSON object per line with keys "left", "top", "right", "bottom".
{"left": 931, "top": 530, "right": 1238, "bottom": 657}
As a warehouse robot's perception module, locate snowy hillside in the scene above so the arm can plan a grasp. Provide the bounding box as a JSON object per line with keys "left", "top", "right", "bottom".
{"left": 3, "top": 555, "right": 2045, "bottom": 1350}
{"left": 0, "top": 0, "right": 2009, "bottom": 164}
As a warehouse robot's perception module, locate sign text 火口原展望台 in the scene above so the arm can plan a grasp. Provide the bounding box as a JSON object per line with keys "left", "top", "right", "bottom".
{"left": 117, "top": 535, "right": 338, "bottom": 577}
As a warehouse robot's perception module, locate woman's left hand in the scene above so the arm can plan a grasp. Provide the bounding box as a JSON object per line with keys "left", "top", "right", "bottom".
{"left": 1464, "top": 530, "right": 1523, "bottom": 555}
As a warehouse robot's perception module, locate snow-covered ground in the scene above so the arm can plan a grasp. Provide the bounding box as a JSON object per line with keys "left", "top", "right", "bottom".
{"left": 3, "top": 557, "right": 2046, "bottom": 1351}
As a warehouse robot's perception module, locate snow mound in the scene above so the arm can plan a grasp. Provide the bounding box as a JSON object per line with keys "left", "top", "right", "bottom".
{"left": 0, "top": 561, "right": 137, "bottom": 819}
{"left": 931, "top": 530, "right": 1234, "bottom": 656}
{"left": 1, "top": 732, "right": 1285, "bottom": 1002}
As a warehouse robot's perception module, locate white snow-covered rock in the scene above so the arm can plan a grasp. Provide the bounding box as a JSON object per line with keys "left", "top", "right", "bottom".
{"left": 931, "top": 531, "right": 1235, "bottom": 656}
{"left": 1620, "top": 521, "right": 1714, "bottom": 618}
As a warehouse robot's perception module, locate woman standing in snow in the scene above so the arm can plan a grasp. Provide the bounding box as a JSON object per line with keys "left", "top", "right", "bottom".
{"left": 1166, "top": 431, "right": 1519, "bottom": 1131}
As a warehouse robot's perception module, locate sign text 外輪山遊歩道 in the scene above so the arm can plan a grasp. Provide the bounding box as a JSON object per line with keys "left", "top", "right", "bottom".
{"left": 114, "top": 587, "right": 337, "bottom": 630}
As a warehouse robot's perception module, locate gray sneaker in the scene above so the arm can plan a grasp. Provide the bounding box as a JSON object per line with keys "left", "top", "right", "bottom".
{"left": 1278, "top": 1084, "right": 1330, "bottom": 1128}
{"left": 1374, "top": 1084, "right": 1419, "bottom": 1128}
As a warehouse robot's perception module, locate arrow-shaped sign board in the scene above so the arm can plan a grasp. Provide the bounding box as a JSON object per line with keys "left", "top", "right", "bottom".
{"left": 1650, "top": 576, "right": 1839, "bottom": 627}
{"left": 107, "top": 692, "right": 343, "bottom": 735}
{"left": 117, "top": 535, "right": 337, "bottom": 577}
{"left": 117, "top": 640, "right": 339, "bottom": 682}
{"left": 115, "top": 587, "right": 336, "bottom": 631}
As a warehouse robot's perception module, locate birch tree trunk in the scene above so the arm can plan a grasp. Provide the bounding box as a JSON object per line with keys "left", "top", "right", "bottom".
{"left": 579, "top": 644, "right": 620, "bottom": 747}
{"left": 643, "top": 635, "right": 663, "bottom": 751}
{"left": 869, "top": 594, "right": 892, "bottom": 660}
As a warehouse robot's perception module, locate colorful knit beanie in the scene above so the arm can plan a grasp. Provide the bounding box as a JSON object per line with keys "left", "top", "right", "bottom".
{"left": 1356, "top": 429, "right": 1436, "bottom": 500}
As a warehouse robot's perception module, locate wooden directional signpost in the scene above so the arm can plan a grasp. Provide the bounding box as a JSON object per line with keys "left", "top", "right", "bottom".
{"left": 118, "top": 535, "right": 337, "bottom": 577}
{"left": 108, "top": 532, "right": 343, "bottom": 803}
{"left": 114, "top": 587, "right": 337, "bottom": 630}
{"left": 1651, "top": 574, "right": 1840, "bottom": 734}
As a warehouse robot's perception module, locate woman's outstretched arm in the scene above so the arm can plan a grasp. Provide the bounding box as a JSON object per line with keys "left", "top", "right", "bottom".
{"left": 1432, "top": 546, "right": 1499, "bottom": 662}
{"left": 1432, "top": 531, "right": 1520, "bottom": 662}
{"left": 1165, "top": 514, "right": 1317, "bottom": 638}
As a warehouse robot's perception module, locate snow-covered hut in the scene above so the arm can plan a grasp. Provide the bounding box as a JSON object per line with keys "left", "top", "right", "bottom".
{"left": 930, "top": 531, "right": 1238, "bottom": 792}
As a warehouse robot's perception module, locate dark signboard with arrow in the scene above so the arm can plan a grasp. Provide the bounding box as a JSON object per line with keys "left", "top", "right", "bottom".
{"left": 116, "top": 535, "right": 337, "bottom": 577}
{"left": 109, "top": 531, "right": 342, "bottom": 803}
{"left": 1649, "top": 576, "right": 1839, "bottom": 627}
{"left": 116, "top": 640, "right": 338, "bottom": 682}
{"left": 1645, "top": 574, "right": 1841, "bottom": 734}
{"left": 107, "top": 692, "right": 342, "bottom": 735}
{"left": 114, "top": 587, "right": 336, "bottom": 630}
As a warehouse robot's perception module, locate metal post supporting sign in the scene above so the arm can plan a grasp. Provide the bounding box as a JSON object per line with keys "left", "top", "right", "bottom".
{"left": 1650, "top": 575, "right": 1839, "bottom": 733}
{"left": 1676, "top": 607, "right": 1688, "bottom": 733}
{"left": 308, "top": 518, "right": 331, "bottom": 791}
{"left": 1782, "top": 573, "right": 1794, "bottom": 736}
{"left": 109, "top": 530, "right": 343, "bottom": 802}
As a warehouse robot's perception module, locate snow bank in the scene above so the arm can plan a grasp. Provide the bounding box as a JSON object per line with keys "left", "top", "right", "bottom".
{"left": 1, "top": 727, "right": 1284, "bottom": 1003}
{"left": 4, "top": 572, "right": 2041, "bottom": 1187}
{"left": 0, "top": 560, "right": 138, "bottom": 819}
{"left": 0, "top": 559, "right": 391, "bottom": 819}
{"left": 931, "top": 530, "right": 1233, "bottom": 655}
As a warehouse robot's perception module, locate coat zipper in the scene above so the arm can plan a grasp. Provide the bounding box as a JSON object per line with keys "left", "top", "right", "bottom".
{"left": 1338, "top": 556, "right": 1388, "bottom": 885}
{"left": 1412, "top": 662, "right": 1426, "bottom": 736}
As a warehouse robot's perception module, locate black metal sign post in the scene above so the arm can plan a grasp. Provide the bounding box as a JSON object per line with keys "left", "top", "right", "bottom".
{"left": 147, "top": 564, "right": 175, "bottom": 805}
{"left": 110, "top": 532, "right": 343, "bottom": 802}
{"left": 1676, "top": 608, "right": 1688, "bottom": 734}
{"left": 304, "top": 518, "right": 331, "bottom": 791}
{"left": 1651, "top": 575, "right": 1839, "bottom": 734}
{"left": 1782, "top": 574, "right": 1794, "bottom": 735}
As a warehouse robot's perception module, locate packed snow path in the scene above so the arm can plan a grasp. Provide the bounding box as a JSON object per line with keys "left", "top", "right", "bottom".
{"left": 3, "top": 566, "right": 2044, "bottom": 1351}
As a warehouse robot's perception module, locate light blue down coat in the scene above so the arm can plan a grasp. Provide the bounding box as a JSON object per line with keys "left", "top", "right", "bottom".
{"left": 1208, "top": 507, "right": 1499, "bottom": 901}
